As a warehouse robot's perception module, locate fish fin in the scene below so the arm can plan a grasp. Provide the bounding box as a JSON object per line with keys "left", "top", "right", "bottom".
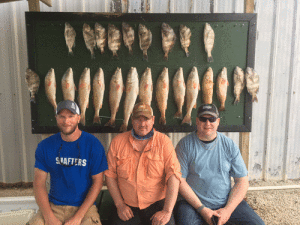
{"left": 104, "top": 119, "right": 116, "bottom": 128}
{"left": 181, "top": 115, "right": 192, "bottom": 126}
{"left": 164, "top": 53, "right": 168, "bottom": 61}
{"left": 93, "top": 115, "right": 101, "bottom": 124}
{"left": 207, "top": 56, "right": 213, "bottom": 63}
{"left": 119, "top": 123, "right": 128, "bottom": 132}
{"left": 80, "top": 114, "right": 86, "bottom": 126}
{"left": 174, "top": 111, "right": 182, "bottom": 119}
{"left": 185, "top": 51, "right": 190, "bottom": 57}
{"left": 159, "top": 117, "right": 166, "bottom": 125}
{"left": 253, "top": 96, "right": 258, "bottom": 102}
{"left": 193, "top": 103, "right": 197, "bottom": 109}
{"left": 234, "top": 97, "right": 240, "bottom": 105}
{"left": 113, "top": 51, "right": 118, "bottom": 58}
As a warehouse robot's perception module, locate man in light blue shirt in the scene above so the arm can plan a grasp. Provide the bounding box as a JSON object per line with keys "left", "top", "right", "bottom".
{"left": 175, "top": 104, "right": 264, "bottom": 225}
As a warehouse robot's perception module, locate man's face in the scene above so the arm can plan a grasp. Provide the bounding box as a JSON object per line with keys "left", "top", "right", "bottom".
{"left": 196, "top": 114, "right": 220, "bottom": 140}
{"left": 132, "top": 115, "right": 155, "bottom": 137}
{"left": 56, "top": 109, "right": 80, "bottom": 136}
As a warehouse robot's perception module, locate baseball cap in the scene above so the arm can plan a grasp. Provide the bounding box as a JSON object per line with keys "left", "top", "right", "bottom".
{"left": 132, "top": 102, "right": 153, "bottom": 119}
{"left": 56, "top": 100, "right": 80, "bottom": 115}
{"left": 197, "top": 104, "right": 219, "bottom": 118}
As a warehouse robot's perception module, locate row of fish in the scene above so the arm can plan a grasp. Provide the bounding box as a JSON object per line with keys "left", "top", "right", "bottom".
{"left": 64, "top": 22, "right": 214, "bottom": 61}
{"left": 25, "top": 66, "right": 259, "bottom": 129}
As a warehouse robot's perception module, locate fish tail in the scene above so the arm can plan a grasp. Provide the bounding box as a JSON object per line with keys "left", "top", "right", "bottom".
{"left": 91, "top": 52, "right": 95, "bottom": 59}
{"left": 93, "top": 115, "right": 101, "bottom": 124}
{"left": 119, "top": 123, "right": 128, "bottom": 132}
{"left": 207, "top": 55, "right": 213, "bottom": 63}
{"left": 234, "top": 97, "right": 240, "bottom": 105}
{"left": 80, "top": 114, "right": 86, "bottom": 126}
{"left": 100, "top": 48, "right": 104, "bottom": 54}
{"left": 253, "top": 95, "right": 258, "bottom": 102}
{"left": 159, "top": 116, "right": 166, "bottom": 125}
{"left": 181, "top": 114, "right": 192, "bottom": 126}
{"left": 219, "top": 105, "right": 225, "bottom": 111}
{"left": 164, "top": 53, "right": 169, "bottom": 61}
{"left": 174, "top": 111, "right": 183, "bottom": 119}
{"left": 68, "top": 50, "right": 74, "bottom": 56}
{"left": 185, "top": 50, "right": 190, "bottom": 57}
{"left": 143, "top": 52, "right": 148, "bottom": 61}
{"left": 129, "top": 48, "right": 133, "bottom": 55}
{"left": 30, "top": 95, "right": 36, "bottom": 103}
{"left": 104, "top": 119, "right": 116, "bottom": 128}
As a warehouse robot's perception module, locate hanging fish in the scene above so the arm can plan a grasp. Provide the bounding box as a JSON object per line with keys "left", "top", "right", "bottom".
{"left": 138, "top": 24, "right": 152, "bottom": 61}
{"left": 161, "top": 23, "right": 176, "bottom": 60}
{"left": 246, "top": 67, "right": 259, "bottom": 102}
{"left": 25, "top": 68, "right": 40, "bottom": 103}
{"left": 61, "top": 67, "right": 76, "bottom": 102}
{"left": 216, "top": 67, "right": 229, "bottom": 111}
{"left": 139, "top": 67, "right": 153, "bottom": 106}
{"left": 45, "top": 68, "right": 57, "bottom": 111}
{"left": 64, "top": 22, "right": 76, "bottom": 55}
{"left": 182, "top": 67, "right": 200, "bottom": 125}
{"left": 204, "top": 23, "right": 215, "bottom": 63}
{"left": 78, "top": 68, "right": 91, "bottom": 126}
{"left": 202, "top": 67, "right": 214, "bottom": 104}
{"left": 95, "top": 23, "right": 106, "bottom": 54}
{"left": 105, "top": 68, "right": 124, "bottom": 127}
{"left": 120, "top": 67, "right": 139, "bottom": 132}
{"left": 93, "top": 68, "right": 105, "bottom": 124}
{"left": 83, "top": 23, "right": 96, "bottom": 59}
{"left": 108, "top": 24, "right": 122, "bottom": 58}
{"left": 122, "top": 22, "right": 135, "bottom": 55}
{"left": 179, "top": 24, "right": 191, "bottom": 57}
{"left": 233, "top": 66, "right": 245, "bottom": 104}
{"left": 173, "top": 67, "right": 186, "bottom": 119}
{"left": 156, "top": 67, "right": 169, "bottom": 125}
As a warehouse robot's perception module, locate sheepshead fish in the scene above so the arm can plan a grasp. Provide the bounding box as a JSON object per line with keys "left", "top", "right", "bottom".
{"left": 95, "top": 23, "right": 106, "bottom": 54}
{"left": 161, "top": 23, "right": 176, "bottom": 60}
{"left": 246, "top": 67, "right": 259, "bottom": 102}
{"left": 61, "top": 67, "right": 76, "bottom": 101}
{"left": 25, "top": 68, "right": 40, "bottom": 103}
{"left": 173, "top": 67, "right": 186, "bottom": 119}
{"left": 122, "top": 22, "right": 135, "bottom": 55}
{"left": 156, "top": 67, "right": 169, "bottom": 125}
{"left": 233, "top": 66, "right": 245, "bottom": 104}
{"left": 64, "top": 22, "right": 76, "bottom": 55}
{"left": 138, "top": 24, "right": 152, "bottom": 61}
{"left": 93, "top": 68, "right": 105, "bottom": 124}
{"left": 204, "top": 23, "right": 215, "bottom": 63}
{"left": 120, "top": 67, "right": 139, "bottom": 132}
{"left": 83, "top": 23, "right": 96, "bottom": 59}
{"left": 78, "top": 68, "right": 91, "bottom": 126}
{"left": 139, "top": 67, "right": 153, "bottom": 106}
{"left": 45, "top": 68, "right": 57, "bottom": 111}
{"left": 179, "top": 24, "right": 191, "bottom": 57}
{"left": 182, "top": 67, "right": 200, "bottom": 125}
{"left": 202, "top": 67, "right": 214, "bottom": 104}
{"left": 108, "top": 24, "right": 122, "bottom": 58}
{"left": 216, "top": 67, "right": 229, "bottom": 111}
{"left": 105, "top": 68, "right": 124, "bottom": 127}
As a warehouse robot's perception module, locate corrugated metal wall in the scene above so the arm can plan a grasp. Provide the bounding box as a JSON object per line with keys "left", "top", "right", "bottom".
{"left": 0, "top": 0, "right": 299, "bottom": 184}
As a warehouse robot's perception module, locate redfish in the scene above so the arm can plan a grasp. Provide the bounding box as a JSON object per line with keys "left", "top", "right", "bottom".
{"left": 93, "top": 68, "right": 105, "bottom": 124}
{"left": 173, "top": 67, "right": 186, "bottom": 119}
{"left": 202, "top": 67, "right": 214, "bottom": 104}
{"left": 156, "top": 67, "right": 169, "bottom": 125}
{"left": 216, "top": 67, "right": 229, "bottom": 111}
{"left": 78, "top": 68, "right": 91, "bottom": 126}
{"left": 45, "top": 68, "right": 57, "bottom": 111}
{"left": 61, "top": 67, "right": 76, "bottom": 102}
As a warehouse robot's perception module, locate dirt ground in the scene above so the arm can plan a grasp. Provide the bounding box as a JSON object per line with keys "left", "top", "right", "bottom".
{"left": 0, "top": 179, "right": 299, "bottom": 225}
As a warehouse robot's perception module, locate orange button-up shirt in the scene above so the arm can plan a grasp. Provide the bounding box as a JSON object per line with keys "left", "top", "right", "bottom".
{"left": 105, "top": 130, "right": 181, "bottom": 209}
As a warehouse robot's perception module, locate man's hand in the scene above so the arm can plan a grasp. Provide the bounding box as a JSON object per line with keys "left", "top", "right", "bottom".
{"left": 116, "top": 203, "right": 134, "bottom": 221}
{"left": 199, "top": 207, "right": 220, "bottom": 225}
{"left": 215, "top": 208, "right": 231, "bottom": 225}
{"left": 44, "top": 214, "right": 63, "bottom": 225}
{"left": 150, "top": 210, "right": 172, "bottom": 225}
{"left": 64, "top": 215, "right": 83, "bottom": 225}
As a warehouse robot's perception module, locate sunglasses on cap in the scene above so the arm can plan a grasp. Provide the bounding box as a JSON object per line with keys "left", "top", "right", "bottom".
{"left": 198, "top": 116, "right": 218, "bottom": 123}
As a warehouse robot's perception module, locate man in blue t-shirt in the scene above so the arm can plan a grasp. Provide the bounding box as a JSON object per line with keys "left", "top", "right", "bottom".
{"left": 27, "top": 100, "right": 108, "bottom": 225}
{"left": 175, "top": 104, "right": 264, "bottom": 225}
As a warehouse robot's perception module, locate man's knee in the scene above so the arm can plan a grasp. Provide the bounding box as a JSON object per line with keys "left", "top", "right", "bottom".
{"left": 81, "top": 205, "right": 101, "bottom": 225}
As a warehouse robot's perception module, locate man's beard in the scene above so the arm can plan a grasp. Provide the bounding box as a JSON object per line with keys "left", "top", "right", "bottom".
{"left": 58, "top": 123, "right": 78, "bottom": 136}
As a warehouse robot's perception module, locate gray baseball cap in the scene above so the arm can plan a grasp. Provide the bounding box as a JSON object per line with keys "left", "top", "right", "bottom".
{"left": 197, "top": 104, "right": 219, "bottom": 118}
{"left": 56, "top": 100, "right": 80, "bottom": 115}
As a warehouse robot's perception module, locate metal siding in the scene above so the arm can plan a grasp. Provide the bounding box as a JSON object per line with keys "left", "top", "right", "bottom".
{"left": 0, "top": 0, "right": 300, "bottom": 184}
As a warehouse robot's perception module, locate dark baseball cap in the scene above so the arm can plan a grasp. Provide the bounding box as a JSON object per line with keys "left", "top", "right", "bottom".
{"left": 56, "top": 100, "right": 80, "bottom": 115}
{"left": 197, "top": 104, "right": 219, "bottom": 118}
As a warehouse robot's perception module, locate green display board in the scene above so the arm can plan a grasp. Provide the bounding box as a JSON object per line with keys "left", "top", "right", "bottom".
{"left": 25, "top": 12, "right": 256, "bottom": 134}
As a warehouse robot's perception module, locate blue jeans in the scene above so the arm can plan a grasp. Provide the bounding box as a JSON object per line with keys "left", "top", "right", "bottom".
{"left": 175, "top": 200, "right": 265, "bottom": 225}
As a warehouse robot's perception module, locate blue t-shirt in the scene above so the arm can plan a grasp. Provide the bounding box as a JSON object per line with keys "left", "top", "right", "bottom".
{"left": 35, "top": 131, "right": 108, "bottom": 207}
{"left": 175, "top": 132, "right": 248, "bottom": 209}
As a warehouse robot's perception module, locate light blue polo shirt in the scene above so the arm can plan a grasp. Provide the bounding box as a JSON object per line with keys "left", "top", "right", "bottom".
{"left": 175, "top": 131, "right": 248, "bottom": 209}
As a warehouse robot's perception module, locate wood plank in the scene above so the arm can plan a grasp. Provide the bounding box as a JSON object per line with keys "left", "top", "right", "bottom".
{"left": 245, "top": 0, "right": 255, "bottom": 13}
{"left": 28, "top": 0, "right": 40, "bottom": 12}
{"left": 40, "top": 0, "right": 52, "bottom": 7}
{"left": 0, "top": 0, "right": 21, "bottom": 3}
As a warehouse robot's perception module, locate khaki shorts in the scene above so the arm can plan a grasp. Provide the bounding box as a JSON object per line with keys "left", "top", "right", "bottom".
{"left": 27, "top": 203, "right": 101, "bottom": 225}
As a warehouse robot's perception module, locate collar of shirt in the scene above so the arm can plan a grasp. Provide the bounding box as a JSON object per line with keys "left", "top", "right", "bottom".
{"left": 131, "top": 128, "right": 154, "bottom": 140}
{"left": 129, "top": 129, "right": 156, "bottom": 152}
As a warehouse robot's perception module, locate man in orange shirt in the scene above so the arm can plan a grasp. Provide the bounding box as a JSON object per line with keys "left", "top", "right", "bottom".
{"left": 105, "top": 102, "right": 181, "bottom": 225}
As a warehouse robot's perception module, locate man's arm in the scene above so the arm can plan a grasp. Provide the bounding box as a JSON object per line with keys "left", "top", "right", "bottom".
{"left": 216, "top": 176, "right": 249, "bottom": 225}
{"left": 150, "top": 174, "right": 180, "bottom": 225}
{"left": 33, "top": 168, "right": 62, "bottom": 225}
{"left": 64, "top": 172, "right": 104, "bottom": 225}
{"left": 178, "top": 177, "right": 219, "bottom": 225}
{"left": 106, "top": 176, "right": 134, "bottom": 221}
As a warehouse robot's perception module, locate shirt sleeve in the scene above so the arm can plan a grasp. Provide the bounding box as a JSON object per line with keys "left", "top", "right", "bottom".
{"left": 90, "top": 139, "right": 108, "bottom": 176}
{"left": 104, "top": 139, "right": 118, "bottom": 179}
{"left": 34, "top": 143, "right": 49, "bottom": 173}
{"left": 163, "top": 135, "right": 182, "bottom": 183}
{"left": 229, "top": 142, "right": 248, "bottom": 178}
{"left": 175, "top": 138, "right": 190, "bottom": 179}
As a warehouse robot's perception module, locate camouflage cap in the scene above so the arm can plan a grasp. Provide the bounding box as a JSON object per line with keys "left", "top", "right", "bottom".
{"left": 132, "top": 102, "right": 153, "bottom": 119}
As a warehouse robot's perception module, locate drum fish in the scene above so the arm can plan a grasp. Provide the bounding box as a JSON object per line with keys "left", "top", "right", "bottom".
{"left": 179, "top": 24, "right": 191, "bottom": 57}
{"left": 161, "top": 23, "right": 176, "bottom": 60}
{"left": 64, "top": 22, "right": 76, "bottom": 55}
{"left": 108, "top": 24, "right": 122, "bottom": 58}
{"left": 122, "top": 22, "right": 135, "bottom": 55}
{"left": 83, "top": 23, "right": 96, "bottom": 59}
{"left": 138, "top": 24, "right": 152, "bottom": 61}
{"left": 233, "top": 66, "right": 245, "bottom": 104}
{"left": 204, "top": 23, "right": 215, "bottom": 63}
{"left": 25, "top": 68, "right": 40, "bottom": 103}
{"left": 95, "top": 23, "right": 106, "bottom": 54}
{"left": 246, "top": 67, "right": 259, "bottom": 102}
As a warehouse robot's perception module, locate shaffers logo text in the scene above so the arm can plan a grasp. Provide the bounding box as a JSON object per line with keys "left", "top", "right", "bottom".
{"left": 55, "top": 157, "right": 87, "bottom": 166}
